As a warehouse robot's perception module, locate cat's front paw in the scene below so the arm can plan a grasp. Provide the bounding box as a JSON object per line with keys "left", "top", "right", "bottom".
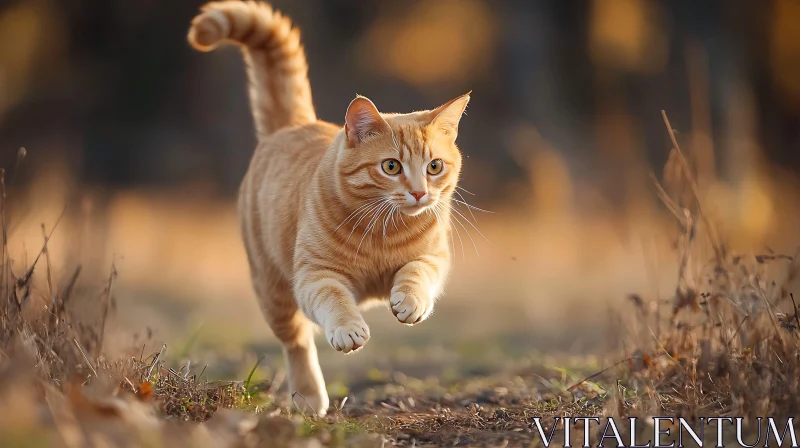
{"left": 325, "top": 320, "right": 370, "bottom": 354}
{"left": 390, "top": 286, "right": 433, "bottom": 325}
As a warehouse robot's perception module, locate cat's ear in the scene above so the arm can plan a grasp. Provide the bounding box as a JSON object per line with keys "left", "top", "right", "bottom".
{"left": 430, "top": 91, "right": 471, "bottom": 139}
{"left": 345, "top": 96, "right": 390, "bottom": 147}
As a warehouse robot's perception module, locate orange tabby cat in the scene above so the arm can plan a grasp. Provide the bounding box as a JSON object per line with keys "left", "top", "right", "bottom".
{"left": 188, "top": 1, "right": 469, "bottom": 415}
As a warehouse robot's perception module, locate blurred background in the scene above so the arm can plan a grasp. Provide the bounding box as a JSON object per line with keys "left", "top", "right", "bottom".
{"left": 1, "top": 0, "right": 799, "bottom": 387}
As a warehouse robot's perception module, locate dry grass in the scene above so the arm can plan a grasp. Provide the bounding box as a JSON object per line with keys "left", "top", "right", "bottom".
{"left": 608, "top": 113, "right": 800, "bottom": 422}
{"left": 0, "top": 159, "right": 358, "bottom": 446}
{"left": 1, "top": 110, "right": 799, "bottom": 447}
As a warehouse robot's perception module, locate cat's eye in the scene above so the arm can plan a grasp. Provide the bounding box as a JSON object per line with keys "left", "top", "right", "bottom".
{"left": 381, "top": 159, "right": 402, "bottom": 175}
{"left": 427, "top": 159, "right": 444, "bottom": 175}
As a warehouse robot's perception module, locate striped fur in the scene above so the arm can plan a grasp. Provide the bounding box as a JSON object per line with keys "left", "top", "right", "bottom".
{"left": 188, "top": 1, "right": 470, "bottom": 416}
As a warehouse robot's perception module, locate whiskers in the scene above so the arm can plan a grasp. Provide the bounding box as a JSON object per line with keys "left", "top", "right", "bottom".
{"left": 334, "top": 188, "right": 490, "bottom": 261}
{"left": 334, "top": 196, "right": 402, "bottom": 258}
{"left": 356, "top": 199, "right": 395, "bottom": 255}
{"left": 334, "top": 197, "right": 386, "bottom": 234}
{"left": 431, "top": 189, "right": 492, "bottom": 259}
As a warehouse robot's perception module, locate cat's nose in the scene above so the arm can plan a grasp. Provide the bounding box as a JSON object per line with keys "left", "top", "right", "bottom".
{"left": 409, "top": 191, "right": 427, "bottom": 202}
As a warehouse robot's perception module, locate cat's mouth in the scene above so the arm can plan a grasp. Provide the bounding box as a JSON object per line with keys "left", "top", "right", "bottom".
{"left": 400, "top": 204, "right": 429, "bottom": 216}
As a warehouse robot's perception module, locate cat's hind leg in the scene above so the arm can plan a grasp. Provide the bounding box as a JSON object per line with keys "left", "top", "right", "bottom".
{"left": 252, "top": 264, "right": 329, "bottom": 416}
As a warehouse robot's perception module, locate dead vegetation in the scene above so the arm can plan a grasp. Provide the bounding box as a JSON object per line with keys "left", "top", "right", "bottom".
{"left": 1, "top": 109, "right": 799, "bottom": 447}
{"left": 0, "top": 153, "right": 374, "bottom": 447}
{"left": 608, "top": 112, "right": 800, "bottom": 422}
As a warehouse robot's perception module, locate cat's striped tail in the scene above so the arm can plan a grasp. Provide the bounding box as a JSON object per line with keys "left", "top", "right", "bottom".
{"left": 188, "top": 1, "right": 316, "bottom": 139}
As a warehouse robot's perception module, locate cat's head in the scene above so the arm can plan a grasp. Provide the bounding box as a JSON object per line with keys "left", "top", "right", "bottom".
{"left": 337, "top": 93, "right": 470, "bottom": 217}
